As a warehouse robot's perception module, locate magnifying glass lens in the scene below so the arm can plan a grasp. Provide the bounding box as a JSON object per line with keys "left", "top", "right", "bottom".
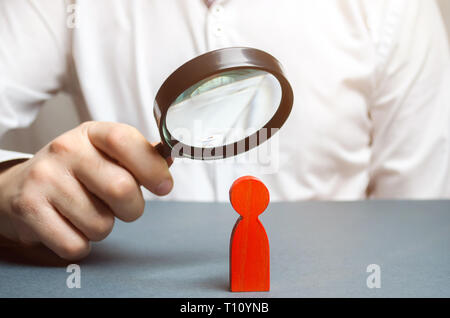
{"left": 154, "top": 47, "right": 293, "bottom": 160}
{"left": 165, "top": 69, "right": 281, "bottom": 149}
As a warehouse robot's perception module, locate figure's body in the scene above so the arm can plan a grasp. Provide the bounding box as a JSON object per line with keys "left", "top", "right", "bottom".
{"left": 230, "top": 176, "right": 270, "bottom": 292}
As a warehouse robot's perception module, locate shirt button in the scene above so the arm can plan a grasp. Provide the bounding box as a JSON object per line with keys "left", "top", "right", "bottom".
{"left": 212, "top": 5, "right": 224, "bottom": 17}
{"left": 213, "top": 24, "right": 224, "bottom": 37}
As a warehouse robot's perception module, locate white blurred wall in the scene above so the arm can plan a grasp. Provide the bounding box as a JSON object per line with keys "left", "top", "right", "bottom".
{"left": 1, "top": 1, "right": 449, "bottom": 155}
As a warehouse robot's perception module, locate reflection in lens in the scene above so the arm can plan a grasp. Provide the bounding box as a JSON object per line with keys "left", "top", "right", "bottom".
{"left": 165, "top": 69, "right": 281, "bottom": 148}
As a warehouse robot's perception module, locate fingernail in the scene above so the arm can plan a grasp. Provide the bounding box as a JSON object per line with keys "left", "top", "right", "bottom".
{"left": 156, "top": 179, "right": 173, "bottom": 195}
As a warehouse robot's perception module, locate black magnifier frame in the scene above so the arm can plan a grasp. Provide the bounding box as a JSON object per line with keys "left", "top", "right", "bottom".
{"left": 153, "top": 47, "right": 293, "bottom": 160}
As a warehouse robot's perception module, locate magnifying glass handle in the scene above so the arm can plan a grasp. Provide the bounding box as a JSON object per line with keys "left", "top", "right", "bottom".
{"left": 155, "top": 142, "right": 172, "bottom": 159}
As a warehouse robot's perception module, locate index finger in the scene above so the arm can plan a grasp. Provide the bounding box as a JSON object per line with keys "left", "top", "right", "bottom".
{"left": 83, "top": 121, "right": 173, "bottom": 196}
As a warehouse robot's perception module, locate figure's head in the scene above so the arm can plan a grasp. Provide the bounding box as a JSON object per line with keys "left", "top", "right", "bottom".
{"left": 229, "top": 176, "right": 270, "bottom": 218}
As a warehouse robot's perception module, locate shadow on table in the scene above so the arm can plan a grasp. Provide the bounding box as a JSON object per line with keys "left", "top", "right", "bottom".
{"left": 0, "top": 239, "right": 229, "bottom": 292}
{"left": 83, "top": 242, "right": 223, "bottom": 268}
{"left": 82, "top": 243, "right": 230, "bottom": 292}
{"left": 0, "top": 240, "right": 224, "bottom": 268}
{"left": 0, "top": 241, "right": 69, "bottom": 267}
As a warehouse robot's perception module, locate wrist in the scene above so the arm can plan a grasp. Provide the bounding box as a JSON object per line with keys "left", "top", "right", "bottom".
{"left": 0, "top": 159, "right": 28, "bottom": 241}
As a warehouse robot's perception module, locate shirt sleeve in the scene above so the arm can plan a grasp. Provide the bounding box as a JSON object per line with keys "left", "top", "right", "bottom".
{"left": 0, "top": 0, "right": 70, "bottom": 163}
{"left": 367, "top": 0, "right": 450, "bottom": 198}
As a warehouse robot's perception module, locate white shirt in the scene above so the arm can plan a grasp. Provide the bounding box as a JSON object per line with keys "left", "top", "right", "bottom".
{"left": 0, "top": 0, "right": 449, "bottom": 201}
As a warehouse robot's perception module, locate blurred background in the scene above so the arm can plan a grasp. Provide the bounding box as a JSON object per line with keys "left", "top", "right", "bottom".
{"left": 1, "top": 0, "right": 449, "bottom": 154}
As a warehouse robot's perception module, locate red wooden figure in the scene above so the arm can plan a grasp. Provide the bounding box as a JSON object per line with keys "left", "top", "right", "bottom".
{"left": 229, "top": 176, "right": 270, "bottom": 292}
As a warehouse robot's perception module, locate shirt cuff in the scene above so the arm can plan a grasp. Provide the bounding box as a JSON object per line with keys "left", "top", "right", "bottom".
{"left": 0, "top": 149, "right": 33, "bottom": 164}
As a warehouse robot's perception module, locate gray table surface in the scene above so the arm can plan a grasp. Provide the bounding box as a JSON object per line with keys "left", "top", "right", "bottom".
{"left": 0, "top": 200, "right": 449, "bottom": 298}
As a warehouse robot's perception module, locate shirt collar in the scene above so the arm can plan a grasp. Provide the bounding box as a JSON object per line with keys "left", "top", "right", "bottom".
{"left": 204, "top": 0, "right": 216, "bottom": 8}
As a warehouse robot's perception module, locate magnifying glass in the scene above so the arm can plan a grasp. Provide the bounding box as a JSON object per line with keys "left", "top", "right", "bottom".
{"left": 153, "top": 47, "right": 293, "bottom": 160}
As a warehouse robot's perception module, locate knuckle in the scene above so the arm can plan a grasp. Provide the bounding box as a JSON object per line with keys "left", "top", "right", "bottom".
{"left": 87, "top": 214, "right": 115, "bottom": 241}
{"left": 106, "top": 175, "right": 137, "bottom": 201}
{"left": 104, "top": 126, "right": 130, "bottom": 152}
{"left": 78, "top": 121, "right": 95, "bottom": 138}
{"left": 120, "top": 123, "right": 140, "bottom": 137}
{"left": 79, "top": 121, "right": 94, "bottom": 131}
{"left": 104, "top": 124, "right": 142, "bottom": 152}
{"left": 59, "top": 239, "right": 90, "bottom": 260}
{"left": 48, "top": 136, "right": 75, "bottom": 156}
{"left": 27, "top": 160, "right": 55, "bottom": 184}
